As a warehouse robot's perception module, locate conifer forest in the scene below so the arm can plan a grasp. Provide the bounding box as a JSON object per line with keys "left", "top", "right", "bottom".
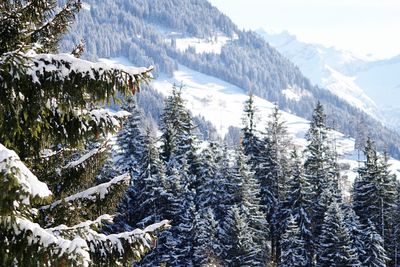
{"left": 1, "top": 0, "right": 400, "bottom": 266}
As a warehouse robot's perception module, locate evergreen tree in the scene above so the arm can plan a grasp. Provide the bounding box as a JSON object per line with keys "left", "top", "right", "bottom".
{"left": 160, "top": 85, "right": 200, "bottom": 177}
{"left": 317, "top": 201, "right": 360, "bottom": 267}
{"left": 196, "top": 142, "right": 226, "bottom": 212}
{"left": 221, "top": 205, "right": 259, "bottom": 267}
{"left": 0, "top": 1, "right": 167, "bottom": 265}
{"left": 343, "top": 206, "right": 367, "bottom": 265}
{"left": 193, "top": 208, "right": 223, "bottom": 266}
{"left": 280, "top": 215, "right": 308, "bottom": 267}
{"left": 303, "top": 102, "right": 338, "bottom": 255}
{"left": 116, "top": 95, "right": 145, "bottom": 177}
{"left": 353, "top": 138, "right": 397, "bottom": 265}
{"left": 264, "top": 104, "right": 293, "bottom": 263}
{"left": 241, "top": 94, "right": 263, "bottom": 160}
{"left": 360, "top": 220, "right": 388, "bottom": 267}
{"left": 230, "top": 147, "right": 269, "bottom": 265}
{"left": 122, "top": 128, "right": 168, "bottom": 228}
{"left": 279, "top": 149, "right": 313, "bottom": 266}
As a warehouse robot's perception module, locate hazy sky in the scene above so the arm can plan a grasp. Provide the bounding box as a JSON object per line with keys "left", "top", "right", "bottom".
{"left": 208, "top": 0, "right": 400, "bottom": 59}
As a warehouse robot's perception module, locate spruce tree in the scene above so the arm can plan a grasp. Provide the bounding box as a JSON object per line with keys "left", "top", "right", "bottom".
{"left": 280, "top": 149, "right": 313, "bottom": 266}
{"left": 264, "top": 104, "right": 293, "bottom": 263}
{"left": 317, "top": 201, "right": 360, "bottom": 267}
{"left": 353, "top": 138, "right": 397, "bottom": 265}
{"left": 160, "top": 85, "right": 199, "bottom": 177}
{"left": 0, "top": 1, "right": 168, "bottom": 265}
{"left": 303, "top": 102, "right": 338, "bottom": 256}
{"left": 116, "top": 95, "right": 145, "bottom": 177}
{"left": 360, "top": 220, "right": 388, "bottom": 267}
{"left": 193, "top": 208, "right": 223, "bottom": 266}
{"left": 221, "top": 205, "right": 259, "bottom": 267}
{"left": 280, "top": 215, "right": 308, "bottom": 267}
{"left": 122, "top": 128, "right": 168, "bottom": 228}
{"left": 230, "top": 147, "right": 269, "bottom": 265}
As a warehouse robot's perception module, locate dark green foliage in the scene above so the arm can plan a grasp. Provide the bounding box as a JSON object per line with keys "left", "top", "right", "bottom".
{"left": 0, "top": 0, "right": 168, "bottom": 265}
{"left": 317, "top": 201, "right": 360, "bottom": 267}
{"left": 280, "top": 215, "right": 308, "bottom": 267}
{"left": 353, "top": 138, "right": 397, "bottom": 265}
{"left": 360, "top": 220, "right": 388, "bottom": 267}
{"left": 221, "top": 205, "right": 260, "bottom": 267}
{"left": 279, "top": 150, "right": 313, "bottom": 266}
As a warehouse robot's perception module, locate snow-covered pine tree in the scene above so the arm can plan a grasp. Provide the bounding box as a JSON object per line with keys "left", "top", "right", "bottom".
{"left": 343, "top": 206, "right": 368, "bottom": 265}
{"left": 241, "top": 94, "right": 264, "bottom": 161}
{"left": 0, "top": 1, "right": 168, "bottom": 265}
{"left": 160, "top": 85, "right": 200, "bottom": 178}
{"left": 229, "top": 147, "right": 269, "bottom": 265}
{"left": 116, "top": 95, "right": 146, "bottom": 177}
{"left": 303, "top": 102, "right": 338, "bottom": 255}
{"left": 279, "top": 149, "right": 313, "bottom": 266}
{"left": 360, "top": 220, "right": 388, "bottom": 267}
{"left": 193, "top": 207, "right": 223, "bottom": 266}
{"left": 317, "top": 201, "right": 360, "bottom": 267}
{"left": 394, "top": 181, "right": 400, "bottom": 267}
{"left": 265, "top": 104, "right": 292, "bottom": 203}
{"left": 280, "top": 215, "right": 308, "bottom": 267}
{"left": 140, "top": 160, "right": 196, "bottom": 266}
{"left": 263, "top": 104, "right": 293, "bottom": 264}
{"left": 353, "top": 138, "right": 397, "bottom": 265}
{"left": 220, "top": 205, "right": 259, "bottom": 266}
{"left": 196, "top": 142, "right": 226, "bottom": 213}
{"left": 121, "top": 128, "right": 168, "bottom": 228}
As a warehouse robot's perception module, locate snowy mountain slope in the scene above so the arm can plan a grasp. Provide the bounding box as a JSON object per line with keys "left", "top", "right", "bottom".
{"left": 150, "top": 63, "right": 400, "bottom": 186}
{"left": 257, "top": 29, "right": 400, "bottom": 131}
{"left": 256, "top": 29, "right": 381, "bottom": 120}
{"left": 99, "top": 56, "right": 400, "bottom": 197}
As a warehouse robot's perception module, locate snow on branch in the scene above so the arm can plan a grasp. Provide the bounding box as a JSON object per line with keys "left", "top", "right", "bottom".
{"left": 89, "top": 108, "right": 131, "bottom": 129}
{"left": 43, "top": 173, "right": 131, "bottom": 210}
{"left": 26, "top": 53, "right": 152, "bottom": 89}
{"left": 0, "top": 216, "right": 90, "bottom": 266}
{"left": 0, "top": 143, "right": 52, "bottom": 204}
{"left": 62, "top": 146, "right": 107, "bottom": 169}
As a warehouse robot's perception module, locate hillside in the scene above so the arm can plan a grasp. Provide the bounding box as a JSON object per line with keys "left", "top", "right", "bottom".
{"left": 257, "top": 29, "right": 400, "bottom": 132}
{"left": 61, "top": 0, "right": 400, "bottom": 158}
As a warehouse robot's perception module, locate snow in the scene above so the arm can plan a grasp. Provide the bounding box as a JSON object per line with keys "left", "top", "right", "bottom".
{"left": 174, "top": 35, "right": 233, "bottom": 54}
{"left": 257, "top": 29, "right": 400, "bottom": 130}
{"left": 0, "top": 144, "right": 52, "bottom": 202}
{"left": 62, "top": 147, "right": 107, "bottom": 169}
{"left": 43, "top": 173, "right": 130, "bottom": 210}
{"left": 282, "top": 85, "right": 311, "bottom": 102}
{"left": 1, "top": 216, "right": 91, "bottom": 266}
{"left": 150, "top": 64, "right": 400, "bottom": 191}
{"left": 25, "top": 53, "right": 152, "bottom": 84}
{"left": 81, "top": 2, "right": 91, "bottom": 11}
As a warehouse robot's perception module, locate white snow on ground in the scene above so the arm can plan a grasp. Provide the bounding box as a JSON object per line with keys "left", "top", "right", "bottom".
{"left": 282, "top": 85, "right": 311, "bottom": 102}
{"left": 97, "top": 57, "right": 400, "bottom": 195}
{"left": 81, "top": 2, "right": 91, "bottom": 11}
{"left": 174, "top": 35, "right": 233, "bottom": 54}
{"left": 151, "top": 64, "right": 400, "bottom": 194}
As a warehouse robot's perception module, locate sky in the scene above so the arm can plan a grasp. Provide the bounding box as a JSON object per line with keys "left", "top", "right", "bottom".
{"left": 208, "top": 0, "right": 400, "bottom": 59}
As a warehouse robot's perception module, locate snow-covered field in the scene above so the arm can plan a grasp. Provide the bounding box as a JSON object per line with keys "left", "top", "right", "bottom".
{"left": 100, "top": 57, "right": 400, "bottom": 194}
{"left": 174, "top": 36, "right": 232, "bottom": 54}
{"left": 151, "top": 64, "right": 400, "bottom": 188}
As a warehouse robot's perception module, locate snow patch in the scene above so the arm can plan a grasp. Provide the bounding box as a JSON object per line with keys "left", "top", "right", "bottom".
{"left": 0, "top": 144, "right": 52, "bottom": 202}
{"left": 173, "top": 35, "right": 233, "bottom": 54}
